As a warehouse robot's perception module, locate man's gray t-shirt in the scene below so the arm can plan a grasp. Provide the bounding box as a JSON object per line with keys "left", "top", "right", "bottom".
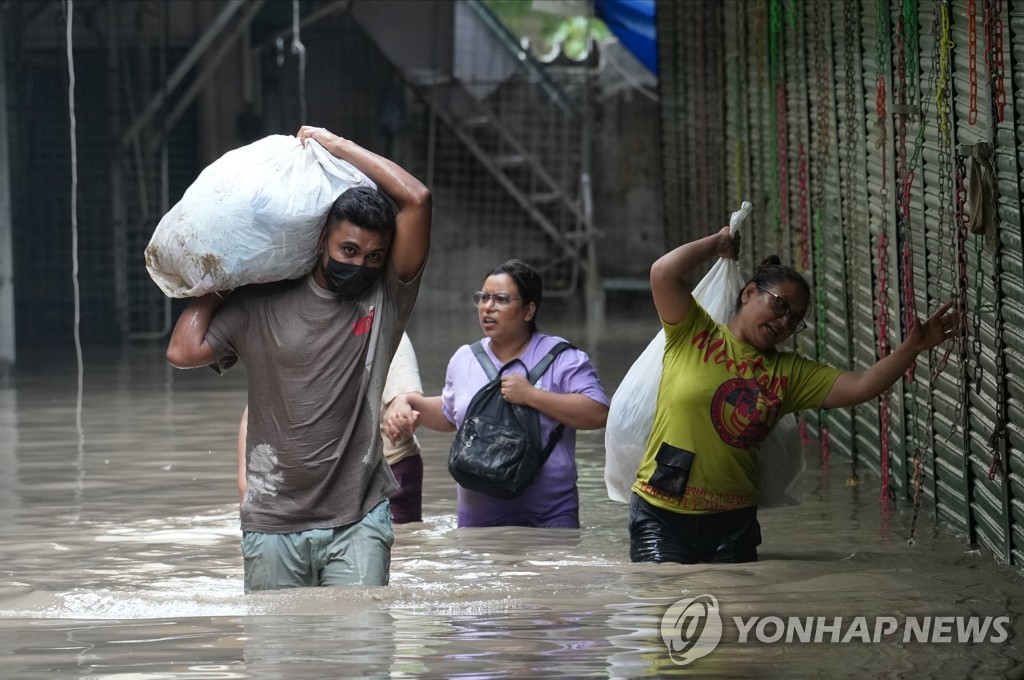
{"left": 205, "top": 265, "right": 418, "bottom": 533}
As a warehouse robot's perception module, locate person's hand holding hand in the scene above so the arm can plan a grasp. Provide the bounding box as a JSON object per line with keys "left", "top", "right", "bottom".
{"left": 381, "top": 394, "right": 421, "bottom": 445}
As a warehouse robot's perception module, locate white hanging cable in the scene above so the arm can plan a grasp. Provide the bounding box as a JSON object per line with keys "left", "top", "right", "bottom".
{"left": 65, "top": 0, "right": 86, "bottom": 514}
{"left": 291, "top": 0, "right": 307, "bottom": 123}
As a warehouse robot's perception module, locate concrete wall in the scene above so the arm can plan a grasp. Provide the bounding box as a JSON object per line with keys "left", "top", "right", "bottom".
{"left": 591, "top": 85, "right": 663, "bottom": 280}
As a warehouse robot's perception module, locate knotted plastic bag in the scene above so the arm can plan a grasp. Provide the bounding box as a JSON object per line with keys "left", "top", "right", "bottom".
{"left": 145, "top": 134, "right": 375, "bottom": 298}
{"left": 603, "top": 201, "right": 805, "bottom": 508}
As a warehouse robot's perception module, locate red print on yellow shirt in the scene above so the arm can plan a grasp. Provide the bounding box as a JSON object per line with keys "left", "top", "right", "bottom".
{"left": 710, "top": 377, "right": 780, "bottom": 448}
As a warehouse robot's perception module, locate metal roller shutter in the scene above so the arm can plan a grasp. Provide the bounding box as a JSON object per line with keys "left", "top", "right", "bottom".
{"left": 822, "top": 0, "right": 863, "bottom": 467}
{"left": 805, "top": 1, "right": 846, "bottom": 452}
{"left": 842, "top": 0, "right": 879, "bottom": 480}
{"left": 653, "top": 0, "right": 1023, "bottom": 567}
{"left": 864, "top": 0, "right": 908, "bottom": 499}
{"left": 744, "top": 0, "right": 774, "bottom": 259}
{"left": 990, "top": 0, "right": 1023, "bottom": 565}
{"left": 894, "top": 0, "right": 936, "bottom": 508}
{"left": 913, "top": 0, "right": 973, "bottom": 535}
{"left": 951, "top": 0, "right": 1010, "bottom": 560}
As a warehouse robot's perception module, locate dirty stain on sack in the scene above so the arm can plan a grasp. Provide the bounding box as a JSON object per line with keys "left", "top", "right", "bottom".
{"left": 196, "top": 252, "right": 226, "bottom": 283}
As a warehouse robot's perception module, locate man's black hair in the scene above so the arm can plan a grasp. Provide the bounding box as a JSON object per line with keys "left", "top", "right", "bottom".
{"left": 328, "top": 186, "right": 397, "bottom": 235}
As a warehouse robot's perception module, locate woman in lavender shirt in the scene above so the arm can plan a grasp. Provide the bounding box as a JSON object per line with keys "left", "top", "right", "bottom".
{"left": 384, "top": 259, "right": 609, "bottom": 528}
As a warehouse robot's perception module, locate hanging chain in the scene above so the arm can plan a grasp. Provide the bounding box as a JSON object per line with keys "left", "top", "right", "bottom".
{"left": 732, "top": 7, "right": 747, "bottom": 207}
{"left": 931, "top": 0, "right": 956, "bottom": 379}
{"left": 909, "top": 0, "right": 937, "bottom": 544}
{"left": 811, "top": 0, "right": 833, "bottom": 465}
{"left": 895, "top": 0, "right": 929, "bottom": 539}
{"left": 894, "top": 1, "right": 919, "bottom": 382}
{"left": 987, "top": 225, "right": 1008, "bottom": 482}
{"left": 967, "top": 0, "right": 979, "bottom": 124}
{"left": 798, "top": 145, "right": 810, "bottom": 271}
{"left": 982, "top": 0, "right": 1007, "bottom": 482}
{"left": 877, "top": 227, "right": 896, "bottom": 502}
{"left": 953, "top": 153, "right": 970, "bottom": 432}
{"left": 971, "top": 232, "right": 985, "bottom": 392}
{"left": 875, "top": 0, "right": 896, "bottom": 503}
{"left": 770, "top": 0, "right": 788, "bottom": 255}
{"left": 841, "top": 0, "right": 861, "bottom": 483}
{"left": 777, "top": 80, "right": 790, "bottom": 235}
{"left": 983, "top": 0, "right": 1007, "bottom": 123}
{"left": 696, "top": 4, "right": 710, "bottom": 232}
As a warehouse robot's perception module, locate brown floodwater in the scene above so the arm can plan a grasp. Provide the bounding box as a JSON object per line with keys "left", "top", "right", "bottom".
{"left": 0, "top": 307, "right": 1021, "bottom": 678}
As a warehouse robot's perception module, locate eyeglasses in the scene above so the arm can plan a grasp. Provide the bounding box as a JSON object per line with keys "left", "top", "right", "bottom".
{"left": 472, "top": 291, "right": 522, "bottom": 308}
{"left": 756, "top": 285, "right": 808, "bottom": 333}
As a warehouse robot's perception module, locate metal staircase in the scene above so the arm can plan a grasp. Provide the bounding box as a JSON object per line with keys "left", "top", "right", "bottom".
{"left": 359, "top": 0, "right": 598, "bottom": 306}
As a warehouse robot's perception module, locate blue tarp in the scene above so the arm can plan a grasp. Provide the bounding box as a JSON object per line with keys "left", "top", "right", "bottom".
{"left": 594, "top": 0, "right": 657, "bottom": 75}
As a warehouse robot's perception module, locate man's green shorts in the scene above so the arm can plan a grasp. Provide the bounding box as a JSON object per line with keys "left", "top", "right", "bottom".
{"left": 241, "top": 500, "right": 394, "bottom": 592}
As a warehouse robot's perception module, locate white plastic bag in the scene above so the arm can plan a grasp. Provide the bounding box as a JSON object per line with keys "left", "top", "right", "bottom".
{"left": 604, "top": 201, "right": 805, "bottom": 508}
{"left": 603, "top": 329, "right": 665, "bottom": 502}
{"left": 144, "top": 134, "right": 375, "bottom": 298}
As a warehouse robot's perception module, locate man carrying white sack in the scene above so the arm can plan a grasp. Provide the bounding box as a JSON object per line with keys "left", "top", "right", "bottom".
{"left": 166, "top": 126, "right": 431, "bottom": 592}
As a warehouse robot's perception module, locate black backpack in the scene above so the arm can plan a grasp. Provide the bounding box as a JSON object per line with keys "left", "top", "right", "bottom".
{"left": 447, "top": 341, "right": 573, "bottom": 499}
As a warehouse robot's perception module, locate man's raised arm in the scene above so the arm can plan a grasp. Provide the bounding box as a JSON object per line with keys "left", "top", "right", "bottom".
{"left": 297, "top": 126, "right": 432, "bottom": 282}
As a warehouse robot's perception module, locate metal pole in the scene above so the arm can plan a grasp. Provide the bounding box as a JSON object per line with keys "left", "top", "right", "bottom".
{"left": 0, "top": 10, "right": 14, "bottom": 374}
{"left": 581, "top": 14, "right": 603, "bottom": 326}
{"left": 109, "top": 0, "right": 128, "bottom": 339}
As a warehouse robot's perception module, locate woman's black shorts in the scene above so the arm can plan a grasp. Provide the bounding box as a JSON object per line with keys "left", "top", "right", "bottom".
{"left": 628, "top": 494, "right": 761, "bottom": 564}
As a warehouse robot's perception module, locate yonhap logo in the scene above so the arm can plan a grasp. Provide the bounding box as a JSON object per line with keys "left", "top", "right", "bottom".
{"left": 660, "top": 593, "right": 1011, "bottom": 665}
{"left": 660, "top": 593, "right": 723, "bottom": 665}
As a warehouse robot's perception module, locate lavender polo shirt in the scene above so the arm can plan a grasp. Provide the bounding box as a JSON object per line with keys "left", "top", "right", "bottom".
{"left": 442, "top": 333, "right": 609, "bottom": 528}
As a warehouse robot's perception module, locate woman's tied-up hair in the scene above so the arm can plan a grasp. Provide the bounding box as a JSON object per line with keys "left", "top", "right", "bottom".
{"left": 735, "top": 255, "right": 811, "bottom": 312}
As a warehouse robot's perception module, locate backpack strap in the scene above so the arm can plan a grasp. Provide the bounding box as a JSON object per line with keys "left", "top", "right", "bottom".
{"left": 470, "top": 341, "right": 500, "bottom": 381}
{"left": 528, "top": 341, "right": 574, "bottom": 464}
{"left": 527, "top": 341, "right": 573, "bottom": 383}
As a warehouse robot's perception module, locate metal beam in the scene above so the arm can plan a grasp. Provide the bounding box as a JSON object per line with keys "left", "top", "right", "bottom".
{"left": 145, "top": 0, "right": 265, "bottom": 156}
{"left": 118, "top": 0, "right": 246, "bottom": 149}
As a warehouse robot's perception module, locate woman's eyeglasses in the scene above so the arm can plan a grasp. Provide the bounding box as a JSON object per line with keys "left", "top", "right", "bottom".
{"left": 756, "top": 285, "right": 808, "bottom": 333}
{"left": 472, "top": 291, "right": 521, "bottom": 308}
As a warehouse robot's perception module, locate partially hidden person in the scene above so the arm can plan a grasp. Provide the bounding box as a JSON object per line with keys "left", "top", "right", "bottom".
{"left": 383, "top": 259, "right": 609, "bottom": 528}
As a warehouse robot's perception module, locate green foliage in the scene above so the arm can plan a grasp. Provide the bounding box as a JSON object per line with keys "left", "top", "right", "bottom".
{"left": 483, "top": 0, "right": 610, "bottom": 61}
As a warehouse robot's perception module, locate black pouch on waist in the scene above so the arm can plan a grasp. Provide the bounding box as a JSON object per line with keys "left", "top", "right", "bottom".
{"left": 647, "top": 442, "right": 696, "bottom": 497}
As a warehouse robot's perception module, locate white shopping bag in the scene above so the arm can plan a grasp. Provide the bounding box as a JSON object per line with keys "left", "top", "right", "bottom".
{"left": 603, "top": 201, "right": 805, "bottom": 508}
{"left": 145, "top": 134, "right": 375, "bottom": 298}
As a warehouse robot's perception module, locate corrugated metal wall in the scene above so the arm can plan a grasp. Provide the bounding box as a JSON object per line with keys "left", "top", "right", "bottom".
{"left": 658, "top": 0, "right": 1024, "bottom": 570}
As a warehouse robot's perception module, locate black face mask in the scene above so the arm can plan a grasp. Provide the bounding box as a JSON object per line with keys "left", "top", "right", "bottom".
{"left": 321, "top": 256, "right": 381, "bottom": 299}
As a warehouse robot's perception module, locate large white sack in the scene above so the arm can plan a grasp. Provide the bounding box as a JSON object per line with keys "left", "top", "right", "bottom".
{"left": 603, "top": 202, "right": 806, "bottom": 508}
{"left": 145, "top": 134, "right": 375, "bottom": 298}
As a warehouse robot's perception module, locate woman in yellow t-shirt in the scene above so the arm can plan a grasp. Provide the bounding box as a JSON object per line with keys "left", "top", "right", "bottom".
{"left": 630, "top": 225, "right": 958, "bottom": 564}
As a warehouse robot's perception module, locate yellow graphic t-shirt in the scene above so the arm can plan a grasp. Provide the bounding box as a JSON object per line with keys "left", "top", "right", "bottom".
{"left": 633, "top": 302, "right": 843, "bottom": 514}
